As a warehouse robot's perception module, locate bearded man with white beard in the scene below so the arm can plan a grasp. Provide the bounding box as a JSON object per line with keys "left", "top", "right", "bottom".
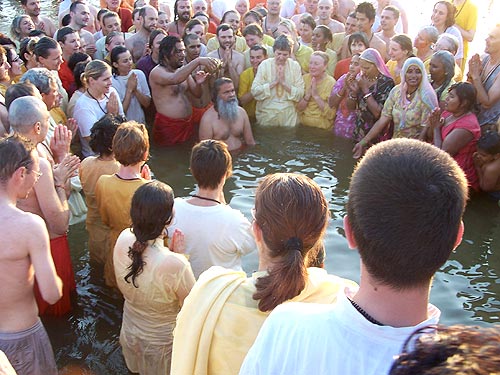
{"left": 199, "top": 77, "right": 255, "bottom": 151}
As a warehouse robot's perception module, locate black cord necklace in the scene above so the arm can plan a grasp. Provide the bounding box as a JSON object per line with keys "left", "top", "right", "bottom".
{"left": 347, "top": 297, "right": 384, "bottom": 326}
{"left": 192, "top": 194, "right": 221, "bottom": 204}
{"left": 86, "top": 89, "right": 109, "bottom": 115}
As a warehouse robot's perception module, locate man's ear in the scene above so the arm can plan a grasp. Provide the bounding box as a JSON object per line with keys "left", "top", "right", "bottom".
{"left": 343, "top": 215, "right": 358, "bottom": 249}
{"left": 453, "top": 220, "right": 464, "bottom": 250}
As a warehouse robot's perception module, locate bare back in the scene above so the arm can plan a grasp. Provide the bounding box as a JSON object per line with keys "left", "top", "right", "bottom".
{"left": 0, "top": 206, "right": 51, "bottom": 332}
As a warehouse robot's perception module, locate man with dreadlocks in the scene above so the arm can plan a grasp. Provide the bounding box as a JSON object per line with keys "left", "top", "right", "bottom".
{"left": 149, "top": 35, "right": 220, "bottom": 146}
{"left": 166, "top": 0, "right": 193, "bottom": 37}
{"left": 199, "top": 77, "right": 255, "bottom": 151}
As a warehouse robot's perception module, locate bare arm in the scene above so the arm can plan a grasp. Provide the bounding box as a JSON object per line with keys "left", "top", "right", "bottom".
{"left": 198, "top": 113, "right": 214, "bottom": 141}
{"left": 469, "top": 56, "right": 500, "bottom": 109}
{"left": 352, "top": 115, "right": 392, "bottom": 158}
{"left": 29, "top": 214, "right": 63, "bottom": 304}
{"left": 241, "top": 109, "right": 256, "bottom": 146}
{"left": 151, "top": 57, "right": 218, "bottom": 86}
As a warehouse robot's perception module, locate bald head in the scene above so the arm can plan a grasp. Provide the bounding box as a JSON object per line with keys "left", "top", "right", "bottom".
{"left": 9, "top": 96, "right": 49, "bottom": 136}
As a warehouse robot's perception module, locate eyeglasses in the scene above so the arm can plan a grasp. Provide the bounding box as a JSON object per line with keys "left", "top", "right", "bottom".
{"left": 30, "top": 169, "right": 42, "bottom": 181}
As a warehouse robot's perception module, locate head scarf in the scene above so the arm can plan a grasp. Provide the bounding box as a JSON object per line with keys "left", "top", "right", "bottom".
{"left": 400, "top": 57, "right": 438, "bottom": 109}
{"left": 359, "top": 48, "right": 392, "bottom": 78}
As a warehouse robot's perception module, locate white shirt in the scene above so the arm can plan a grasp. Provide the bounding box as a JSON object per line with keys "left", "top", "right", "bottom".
{"left": 112, "top": 69, "right": 150, "bottom": 124}
{"left": 240, "top": 292, "right": 441, "bottom": 375}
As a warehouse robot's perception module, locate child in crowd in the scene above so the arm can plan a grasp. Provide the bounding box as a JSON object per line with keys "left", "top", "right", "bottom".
{"left": 474, "top": 130, "right": 500, "bottom": 201}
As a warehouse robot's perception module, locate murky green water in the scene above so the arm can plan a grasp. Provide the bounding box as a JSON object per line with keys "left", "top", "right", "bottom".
{"left": 0, "top": 1, "right": 498, "bottom": 373}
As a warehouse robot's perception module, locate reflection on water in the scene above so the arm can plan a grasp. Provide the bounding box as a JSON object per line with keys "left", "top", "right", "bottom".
{"left": 39, "top": 126, "right": 500, "bottom": 373}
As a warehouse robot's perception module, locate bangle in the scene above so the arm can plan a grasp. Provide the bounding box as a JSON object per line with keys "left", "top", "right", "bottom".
{"left": 363, "top": 92, "right": 373, "bottom": 100}
{"left": 360, "top": 139, "right": 367, "bottom": 147}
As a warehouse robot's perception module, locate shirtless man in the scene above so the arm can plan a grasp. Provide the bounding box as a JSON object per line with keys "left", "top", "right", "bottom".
{"left": 150, "top": 35, "right": 219, "bottom": 146}
{"left": 0, "top": 135, "right": 62, "bottom": 375}
{"left": 207, "top": 24, "right": 245, "bottom": 91}
{"left": 375, "top": 5, "right": 398, "bottom": 55}
{"left": 21, "top": 0, "right": 57, "bottom": 37}
{"left": 66, "top": 1, "right": 97, "bottom": 57}
{"left": 9, "top": 97, "right": 80, "bottom": 317}
{"left": 199, "top": 77, "right": 255, "bottom": 151}
{"left": 166, "top": 0, "right": 192, "bottom": 37}
{"left": 316, "top": 0, "right": 345, "bottom": 34}
{"left": 125, "top": 5, "right": 158, "bottom": 62}
{"left": 184, "top": 33, "right": 212, "bottom": 109}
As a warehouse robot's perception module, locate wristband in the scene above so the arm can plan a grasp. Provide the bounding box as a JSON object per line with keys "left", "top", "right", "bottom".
{"left": 363, "top": 92, "right": 373, "bottom": 100}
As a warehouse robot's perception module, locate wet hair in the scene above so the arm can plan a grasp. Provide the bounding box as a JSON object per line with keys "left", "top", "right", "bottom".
{"left": 110, "top": 45, "right": 130, "bottom": 75}
{"left": 69, "top": 1, "right": 86, "bottom": 14}
{"left": 190, "top": 139, "right": 232, "bottom": 189}
{"left": 273, "top": 34, "right": 292, "bottom": 53}
{"left": 299, "top": 13, "right": 316, "bottom": 31}
{"left": 19, "top": 37, "right": 39, "bottom": 64}
{"left": 102, "top": 11, "right": 120, "bottom": 27}
{"left": 10, "top": 15, "right": 32, "bottom": 42}
{"left": 56, "top": 26, "right": 77, "bottom": 44}
{"left": 311, "top": 50, "right": 329, "bottom": 65}
{"left": 126, "top": 180, "right": 174, "bottom": 287}
{"left": 477, "top": 131, "right": 500, "bottom": 155}
{"left": 97, "top": 8, "right": 110, "bottom": 23}
{"left": 253, "top": 173, "right": 329, "bottom": 312}
{"left": 383, "top": 5, "right": 400, "bottom": 20}
{"left": 33, "top": 36, "right": 59, "bottom": 60}
{"left": 216, "top": 23, "right": 232, "bottom": 37}
{"left": 89, "top": 114, "right": 125, "bottom": 156}
{"left": 0, "top": 33, "right": 16, "bottom": 49}
{"left": 81, "top": 60, "right": 110, "bottom": 86}
{"left": 243, "top": 9, "right": 262, "bottom": 25}
{"left": 434, "top": 1, "right": 456, "bottom": 29}
{"left": 431, "top": 50, "right": 455, "bottom": 99}
{"left": 419, "top": 25, "right": 439, "bottom": 45}
{"left": 243, "top": 23, "right": 264, "bottom": 38}
{"left": 28, "top": 30, "right": 46, "bottom": 38}
{"left": 68, "top": 52, "right": 90, "bottom": 71}
{"left": 112, "top": 121, "right": 149, "bottom": 166}
{"left": 183, "top": 18, "right": 204, "bottom": 37}
{"left": 355, "top": 1, "right": 376, "bottom": 21}
{"left": 389, "top": 325, "right": 500, "bottom": 374}
{"left": 448, "top": 82, "right": 477, "bottom": 113}
{"left": 149, "top": 28, "right": 167, "bottom": 49}
{"left": 221, "top": 9, "right": 239, "bottom": 24}
{"left": 391, "top": 34, "right": 414, "bottom": 57}
{"left": 348, "top": 32, "right": 370, "bottom": 54}
{"left": 0, "top": 134, "right": 35, "bottom": 184}
{"left": 314, "top": 25, "right": 333, "bottom": 43}
{"left": 250, "top": 44, "right": 267, "bottom": 56}
{"left": 158, "top": 35, "right": 181, "bottom": 65}
{"left": 61, "top": 14, "right": 72, "bottom": 27}
{"left": 9, "top": 96, "right": 48, "bottom": 134}
{"left": 19, "top": 67, "right": 56, "bottom": 95}
{"left": 346, "top": 138, "right": 467, "bottom": 289}
{"left": 72, "top": 61, "right": 88, "bottom": 90}
{"left": 5, "top": 81, "right": 40, "bottom": 110}
{"left": 211, "top": 77, "right": 233, "bottom": 109}
{"left": 105, "top": 31, "right": 124, "bottom": 49}
{"left": 183, "top": 33, "right": 200, "bottom": 48}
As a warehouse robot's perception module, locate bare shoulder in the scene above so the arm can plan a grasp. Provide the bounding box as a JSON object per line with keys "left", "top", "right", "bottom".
{"left": 207, "top": 50, "right": 218, "bottom": 58}
{"left": 201, "top": 106, "right": 217, "bottom": 120}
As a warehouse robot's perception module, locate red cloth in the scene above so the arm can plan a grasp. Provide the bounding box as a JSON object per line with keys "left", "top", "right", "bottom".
{"left": 118, "top": 8, "right": 133, "bottom": 32}
{"left": 153, "top": 107, "right": 206, "bottom": 146}
{"left": 34, "top": 234, "right": 76, "bottom": 317}
{"left": 441, "top": 111, "right": 481, "bottom": 191}
{"left": 334, "top": 57, "right": 351, "bottom": 81}
{"left": 58, "top": 60, "right": 75, "bottom": 97}
{"left": 208, "top": 21, "right": 218, "bottom": 34}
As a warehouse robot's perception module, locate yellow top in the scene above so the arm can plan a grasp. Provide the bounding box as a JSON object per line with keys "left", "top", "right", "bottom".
{"left": 453, "top": 0, "right": 478, "bottom": 70}
{"left": 238, "top": 67, "right": 256, "bottom": 119}
{"left": 299, "top": 73, "right": 336, "bottom": 129}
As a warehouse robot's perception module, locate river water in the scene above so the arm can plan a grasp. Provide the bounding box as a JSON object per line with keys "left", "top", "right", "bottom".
{"left": 0, "top": 0, "right": 499, "bottom": 374}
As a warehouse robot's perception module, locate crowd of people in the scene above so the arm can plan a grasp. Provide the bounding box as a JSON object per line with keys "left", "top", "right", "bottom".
{"left": 0, "top": 0, "right": 499, "bottom": 374}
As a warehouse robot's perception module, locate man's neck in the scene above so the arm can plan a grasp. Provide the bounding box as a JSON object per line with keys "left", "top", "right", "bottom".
{"left": 69, "top": 22, "right": 83, "bottom": 32}
{"left": 267, "top": 13, "right": 280, "bottom": 23}
{"left": 29, "top": 14, "right": 41, "bottom": 23}
{"left": 363, "top": 28, "right": 373, "bottom": 39}
{"left": 382, "top": 29, "right": 396, "bottom": 38}
{"left": 117, "top": 164, "right": 143, "bottom": 179}
{"left": 0, "top": 189, "right": 17, "bottom": 206}
{"left": 489, "top": 51, "right": 500, "bottom": 65}
{"left": 317, "top": 18, "right": 330, "bottom": 26}
{"left": 353, "top": 267, "right": 432, "bottom": 327}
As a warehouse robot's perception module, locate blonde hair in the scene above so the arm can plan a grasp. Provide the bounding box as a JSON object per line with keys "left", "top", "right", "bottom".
{"left": 81, "top": 60, "right": 110, "bottom": 86}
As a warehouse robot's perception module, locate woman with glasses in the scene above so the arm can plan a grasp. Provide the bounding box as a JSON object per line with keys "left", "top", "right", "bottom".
{"left": 171, "top": 173, "right": 357, "bottom": 374}
{"left": 114, "top": 180, "right": 195, "bottom": 375}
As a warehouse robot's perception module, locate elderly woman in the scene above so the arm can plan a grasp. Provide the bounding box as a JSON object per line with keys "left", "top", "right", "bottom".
{"left": 171, "top": 173, "right": 357, "bottom": 374}
{"left": 429, "top": 50, "right": 456, "bottom": 107}
{"left": 251, "top": 34, "right": 304, "bottom": 127}
{"left": 298, "top": 51, "right": 336, "bottom": 129}
{"left": 386, "top": 34, "right": 413, "bottom": 85}
{"left": 347, "top": 48, "right": 395, "bottom": 142}
{"left": 414, "top": 25, "right": 439, "bottom": 71}
{"left": 353, "top": 57, "right": 439, "bottom": 158}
